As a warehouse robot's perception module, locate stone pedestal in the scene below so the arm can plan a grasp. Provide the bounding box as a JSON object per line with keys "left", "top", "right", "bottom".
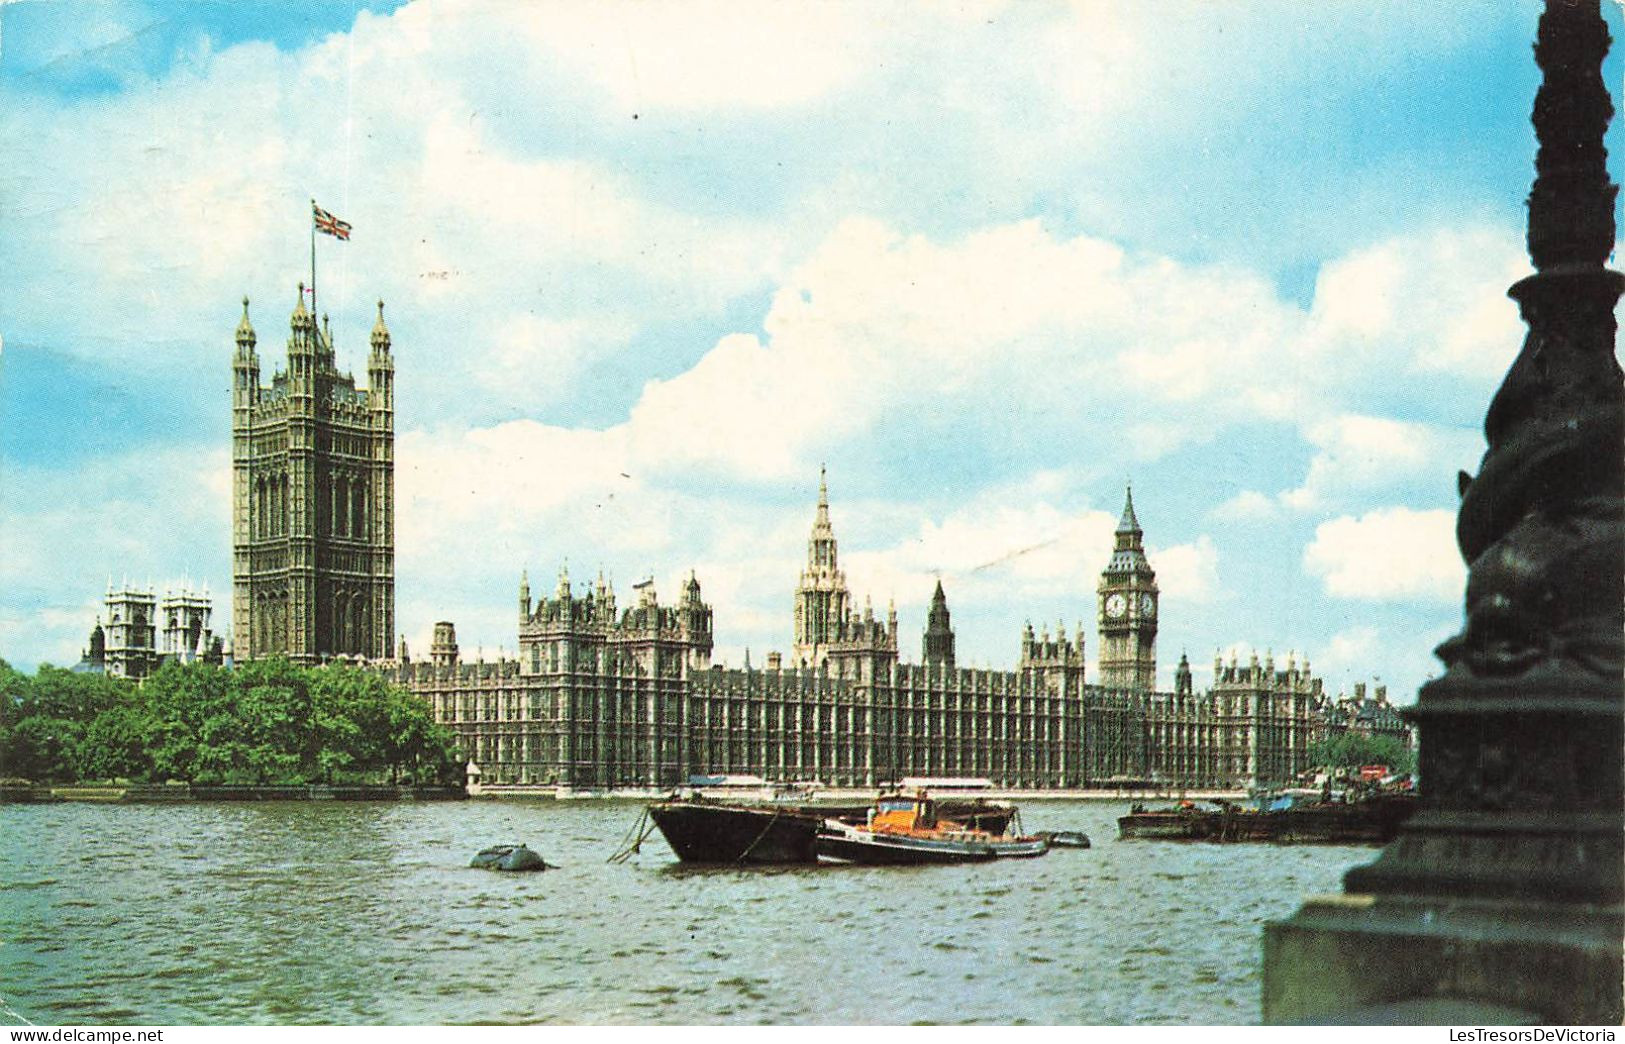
{"left": 1265, "top": 894, "right": 1622, "bottom": 1024}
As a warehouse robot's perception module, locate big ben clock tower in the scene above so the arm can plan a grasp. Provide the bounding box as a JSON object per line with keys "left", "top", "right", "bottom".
{"left": 1097, "top": 486, "right": 1158, "bottom": 690}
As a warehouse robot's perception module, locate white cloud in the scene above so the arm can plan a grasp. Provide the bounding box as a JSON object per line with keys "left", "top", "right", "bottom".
{"left": 1317, "top": 626, "right": 1380, "bottom": 680}
{"left": 1303, "top": 507, "right": 1464, "bottom": 602}
{"left": 1279, "top": 414, "right": 1482, "bottom": 512}
{"left": 1303, "top": 228, "right": 1528, "bottom": 381}
{"left": 1212, "top": 490, "right": 1277, "bottom": 521}
{"left": 506, "top": 1, "right": 882, "bottom": 112}
{"left": 843, "top": 495, "right": 1116, "bottom": 615}
{"left": 1152, "top": 536, "right": 1219, "bottom": 604}
{"left": 621, "top": 217, "right": 1323, "bottom": 480}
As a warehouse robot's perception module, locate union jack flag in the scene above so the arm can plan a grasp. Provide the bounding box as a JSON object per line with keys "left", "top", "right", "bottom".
{"left": 312, "top": 202, "right": 352, "bottom": 240}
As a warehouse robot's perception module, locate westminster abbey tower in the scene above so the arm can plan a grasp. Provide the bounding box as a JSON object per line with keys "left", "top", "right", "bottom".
{"left": 231, "top": 288, "right": 395, "bottom": 662}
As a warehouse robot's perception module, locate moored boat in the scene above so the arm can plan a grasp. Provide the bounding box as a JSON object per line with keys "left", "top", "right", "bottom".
{"left": 814, "top": 793, "right": 1050, "bottom": 865}
{"left": 781, "top": 796, "right": 1016, "bottom": 836}
{"left": 647, "top": 795, "right": 823, "bottom": 864}
{"left": 1116, "top": 792, "right": 1417, "bottom": 844}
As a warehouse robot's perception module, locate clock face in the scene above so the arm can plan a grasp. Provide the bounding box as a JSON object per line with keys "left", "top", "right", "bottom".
{"left": 1139, "top": 593, "right": 1156, "bottom": 617}
{"left": 1105, "top": 593, "right": 1127, "bottom": 619}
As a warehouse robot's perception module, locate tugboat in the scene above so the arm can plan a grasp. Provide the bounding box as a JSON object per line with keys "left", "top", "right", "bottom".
{"left": 814, "top": 793, "right": 1050, "bottom": 865}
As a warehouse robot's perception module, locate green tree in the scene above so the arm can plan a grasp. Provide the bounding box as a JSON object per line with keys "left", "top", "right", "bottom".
{"left": 1, "top": 658, "right": 460, "bottom": 786}
{"left": 23, "top": 666, "right": 130, "bottom": 723}
{"left": 6, "top": 715, "right": 84, "bottom": 781}
{"left": 79, "top": 699, "right": 158, "bottom": 781}
{"left": 145, "top": 659, "right": 231, "bottom": 781}
{"left": 2, "top": 661, "right": 135, "bottom": 781}
{"left": 1309, "top": 730, "right": 1415, "bottom": 775}
{"left": 0, "top": 658, "right": 25, "bottom": 778}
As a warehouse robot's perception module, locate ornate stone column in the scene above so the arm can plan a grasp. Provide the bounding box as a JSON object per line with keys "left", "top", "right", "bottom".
{"left": 1263, "top": 0, "right": 1623, "bottom": 1024}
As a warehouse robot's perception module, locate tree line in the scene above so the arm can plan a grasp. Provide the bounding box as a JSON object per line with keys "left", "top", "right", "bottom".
{"left": 0, "top": 658, "right": 462, "bottom": 786}
{"left": 1306, "top": 730, "right": 1416, "bottom": 776}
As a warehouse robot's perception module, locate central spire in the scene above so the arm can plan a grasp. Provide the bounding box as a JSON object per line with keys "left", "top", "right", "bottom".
{"left": 807, "top": 464, "right": 837, "bottom": 567}
{"left": 1116, "top": 484, "right": 1141, "bottom": 535}
{"left": 793, "top": 465, "right": 851, "bottom": 666}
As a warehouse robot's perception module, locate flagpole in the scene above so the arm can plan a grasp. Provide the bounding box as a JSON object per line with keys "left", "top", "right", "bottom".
{"left": 309, "top": 198, "right": 317, "bottom": 317}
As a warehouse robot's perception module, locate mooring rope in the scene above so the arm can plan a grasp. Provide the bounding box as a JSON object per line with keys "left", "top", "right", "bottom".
{"left": 0, "top": 992, "right": 35, "bottom": 1026}
{"left": 734, "top": 808, "right": 783, "bottom": 865}
{"left": 608, "top": 806, "right": 656, "bottom": 864}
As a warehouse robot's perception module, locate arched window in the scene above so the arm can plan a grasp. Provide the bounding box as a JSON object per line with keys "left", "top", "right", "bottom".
{"left": 353, "top": 599, "right": 366, "bottom": 655}
{"left": 255, "top": 477, "right": 267, "bottom": 538}
{"left": 334, "top": 592, "right": 349, "bottom": 653}
{"left": 335, "top": 476, "right": 349, "bottom": 537}
{"left": 352, "top": 481, "right": 366, "bottom": 540}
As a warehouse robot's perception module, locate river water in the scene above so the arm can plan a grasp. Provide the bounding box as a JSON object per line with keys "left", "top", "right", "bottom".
{"left": 0, "top": 799, "right": 1377, "bottom": 1025}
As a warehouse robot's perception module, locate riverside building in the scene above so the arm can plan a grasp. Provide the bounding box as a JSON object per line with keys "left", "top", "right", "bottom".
{"left": 386, "top": 479, "right": 1350, "bottom": 792}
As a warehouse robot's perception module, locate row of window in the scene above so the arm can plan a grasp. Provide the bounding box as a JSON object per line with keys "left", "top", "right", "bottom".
{"left": 249, "top": 473, "right": 370, "bottom": 540}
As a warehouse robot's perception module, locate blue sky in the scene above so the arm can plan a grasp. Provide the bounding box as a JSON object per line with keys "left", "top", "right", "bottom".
{"left": 2, "top": 0, "right": 1620, "bottom": 701}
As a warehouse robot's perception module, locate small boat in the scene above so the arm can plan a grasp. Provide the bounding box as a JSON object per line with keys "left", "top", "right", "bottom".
{"left": 1036, "top": 830, "right": 1092, "bottom": 849}
{"left": 814, "top": 793, "right": 1050, "bottom": 865}
{"left": 470, "top": 844, "right": 549, "bottom": 871}
{"left": 646, "top": 795, "right": 824, "bottom": 864}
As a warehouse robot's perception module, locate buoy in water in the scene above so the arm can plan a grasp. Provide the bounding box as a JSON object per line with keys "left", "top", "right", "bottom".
{"left": 470, "top": 844, "right": 550, "bottom": 871}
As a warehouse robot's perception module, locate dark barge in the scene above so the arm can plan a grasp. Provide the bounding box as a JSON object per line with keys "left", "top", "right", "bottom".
{"left": 1117, "top": 793, "right": 1417, "bottom": 844}
{"left": 646, "top": 798, "right": 824, "bottom": 864}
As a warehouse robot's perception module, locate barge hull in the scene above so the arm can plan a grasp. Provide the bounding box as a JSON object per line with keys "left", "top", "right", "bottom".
{"left": 648, "top": 802, "right": 821, "bottom": 864}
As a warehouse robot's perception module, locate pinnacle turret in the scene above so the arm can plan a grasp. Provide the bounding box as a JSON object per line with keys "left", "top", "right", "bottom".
{"left": 370, "top": 300, "right": 391, "bottom": 352}
{"left": 235, "top": 297, "right": 256, "bottom": 348}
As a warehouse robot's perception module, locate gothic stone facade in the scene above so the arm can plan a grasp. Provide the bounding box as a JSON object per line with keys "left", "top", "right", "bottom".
{"left": 231, "top": 290, "right": 395, "bottom": 663}
{"left": 391, "top": 482, "right": 1327, "bottom": 791}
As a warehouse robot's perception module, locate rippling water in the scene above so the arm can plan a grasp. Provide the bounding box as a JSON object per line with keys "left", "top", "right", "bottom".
{"left": 0, "top": 800, "right": 1378, "bottom": 1025}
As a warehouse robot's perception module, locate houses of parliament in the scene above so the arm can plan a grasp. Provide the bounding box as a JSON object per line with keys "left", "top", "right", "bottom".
{"left": 224, "top": 288, "right": 1406, "bottom": 792}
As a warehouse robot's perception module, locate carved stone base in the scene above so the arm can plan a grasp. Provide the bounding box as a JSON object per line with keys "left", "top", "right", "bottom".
{"left": 1262, "top": 892, "right": 1624, "bottom": 1025}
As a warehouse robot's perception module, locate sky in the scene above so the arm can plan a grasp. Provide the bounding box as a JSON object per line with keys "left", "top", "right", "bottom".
{"left": 2, "top": 0, "right": 1621, "bottom": 701}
